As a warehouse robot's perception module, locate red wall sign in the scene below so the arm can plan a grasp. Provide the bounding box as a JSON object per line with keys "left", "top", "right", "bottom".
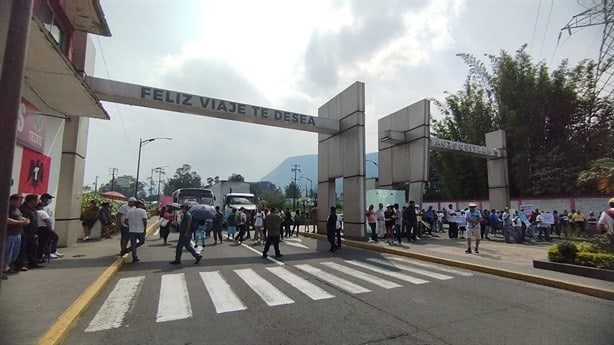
{"left": 16, "top": 98, "right": 47, "bottom": 153}
{"left": 18, "top": 147, "right": 51, "bottom": 195}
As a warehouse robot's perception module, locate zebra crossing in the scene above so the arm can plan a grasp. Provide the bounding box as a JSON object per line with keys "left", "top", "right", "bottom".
{"left": 84, "top": 256, "right": 473, "bottom": 332}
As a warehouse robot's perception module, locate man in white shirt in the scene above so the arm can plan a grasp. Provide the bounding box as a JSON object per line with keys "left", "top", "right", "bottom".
{"left": 40, "top": 193, "right": 63, "bottom": 258}
{"left": 375, "top": 203, "right": 386, "bottom": 239}
{"left": 124, "top": 199, "right": 148, "bottom": 263}
{"left": 597, "top": 198, "right": 614, "bottom": 250}
{"left": 446, "top": 204, "right": 458, "bottom": 239}
{"left": 118, "top": 197, "right": 136, "bottom": 256}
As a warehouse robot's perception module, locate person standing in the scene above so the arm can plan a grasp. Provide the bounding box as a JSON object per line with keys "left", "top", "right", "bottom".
{"left": 236, "top": 207, "right": 248, "bottom": 244}
{"left": 253, "top": 207, "right": 265, "bottom": 245}
{"left": 262, "top": 208, "right": 283, "bottom": 258}
{"left": 326, "top": 206, "right": 338, "bottom": 252}
{"left": 159, "top": 206, "right": 171, "bottom": 245}
{"left": 226, "top": 208, "right": 237, "bottom": 240}
{"left": 464, "top": 203, "right": 481, "bottom": 254}
{"left": 99, "top": 202, "right": 113, "bottom": 239}
{"left": 403, "top": 201, "right": 419, "bottom": 242}
{"left": 309, "top": 203, "right": 318, "bottom": 233}
{"left": 124, "top": 200, "right": 148, "bottom": 263}
{"left": 376, "top": 203, "right": 385, "bottom": 240}
{"left": 393, "top": 204, "right": 402, "bottom": 245}
{"left": 35, "top": 204, "right": 53, "bottom": 263}
{"left": 170, "top": 205, "right": 203, "bottom": 265}
{"left": 4, "top": 195, "right": 29, "bottom": 277}
{"left": 81, "top": 201, "right": 99, "bottom": 241}
{"left": 40, "top": 193, "right": 62, "bottom": 258}
{"left": 283, "top": 208, "right": 292, "bottom": 239}
{"left": 446, "top": 204, "right": 458, "bottom": 239}
{"left": 18, "top": 195, "right": 42, "bottom": 269}
{"left": 536, "top": 210, "right": 550, "bottom": 241}
{"left": 597, "top": 198, "right": 614, "bottom": 250}
{"left": 211, "top": 206, "right": 224, "bottom": 245}
{"left": 292, "top": 210, "right": 301, "bottom": 237}
{"left": 118, "top": 197, "right": 136, "bottom": 256}
{"left": 365, "top": 204, "right": 378, "bottom": 243}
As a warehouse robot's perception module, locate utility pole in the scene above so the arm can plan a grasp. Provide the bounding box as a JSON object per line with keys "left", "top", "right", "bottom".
{"left": 291, "top": 164, "right": 301, "bottom": 209}
{"left": 94, "top": 176, "right": 100, "bottom": 193}
{"left": 109, "top": 167, "right": 118, "bottom": 191}
{"left": 153, "top": 166, "right": 167, "bottom": 204}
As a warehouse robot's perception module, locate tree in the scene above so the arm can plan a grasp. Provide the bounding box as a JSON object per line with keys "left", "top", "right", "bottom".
{"left": 98, "top": 175, "right": 146, "bottom": 199}
{"left": 284, "top": 181, "right": 302, "bottom": 199}
{"left": 228, "top": 173, "right": 244, "bottom": 182}
{"left": 163, "top": 164, "right": 203, "bottom": 194}
{"left": 258, "top": 188, "right": 287, "bottom": 210}
{"left": 205, "top": 177, "right": 214, "bottom": 187}
{"left": 577, "top": 158, "right": 614, "bottom": 194}
{"left": 251, "top": 181, "right": 277, "bottom": 201}
{"left": 432, "top": 46, "right": 614, "bottom": 199}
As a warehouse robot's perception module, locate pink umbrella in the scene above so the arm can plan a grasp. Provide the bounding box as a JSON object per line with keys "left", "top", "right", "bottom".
{"left": 100, "top": 191, "right": 127, "bottom": 201}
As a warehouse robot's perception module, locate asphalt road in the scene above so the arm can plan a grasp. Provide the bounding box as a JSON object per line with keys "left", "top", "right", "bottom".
{"left": 62, "top": 230, "right": 614, "bottom": 345}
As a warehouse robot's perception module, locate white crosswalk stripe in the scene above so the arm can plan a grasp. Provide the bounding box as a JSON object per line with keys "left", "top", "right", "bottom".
{"left": 320, "top": 262, "right": 402, "bottom": 289}
{"left": 156, "top": 273, "right": 192, "bottom": 323}
{"left": 85, "top": 276, "right": 145, "bottom": 332}
{"left": 366, "top": 258, "right": 454, "bottom": 280}
{"left": 200, "top": 271, "right": 247, "bottom": 313}
{"left": 345, "top": 260, "right": 430, "bottom": 284}
{"left": 295, "top": 264, "right": 371, "bottom": 294}
{"left": 266, "top": 267, "right": 335, "bottom": 300}
{"left": 384, "top": 256, "right": 474, "bottom": 276}
{"left": 85, "top": 257, "right": 471, "bottom": 331}
{"left": 235, "top": 268, "right": 295, "bottom": 306}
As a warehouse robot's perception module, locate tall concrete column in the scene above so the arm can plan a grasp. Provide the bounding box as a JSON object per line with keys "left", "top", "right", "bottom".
{"left": 317, "top": 82, "right": 366, "bottom": 238}
{"left": 55, "top": 116, "right": 89, "bottom": 246}
{"left": 485, "top": 130, "right": 509, "bottom": 210}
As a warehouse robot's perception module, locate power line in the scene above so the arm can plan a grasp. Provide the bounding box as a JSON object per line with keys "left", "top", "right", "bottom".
{"left": 538, "top": 0, "right": 555, "bottom": 60}
{"left": 530, "top": 0, "right": 543, "bottom": 55}
{"left": 291, "top": 164, "right": 301, "bottom": 209}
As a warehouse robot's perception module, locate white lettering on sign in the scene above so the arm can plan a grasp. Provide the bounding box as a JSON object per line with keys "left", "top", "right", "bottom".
{"left": 139, "top": 87, "right": 317, "bottom": 127}
{"left": 28, "top": 131, "right": 43, "bottom": 146}
{"left": 429, "top": 137, "right": 500, "bottom": 158}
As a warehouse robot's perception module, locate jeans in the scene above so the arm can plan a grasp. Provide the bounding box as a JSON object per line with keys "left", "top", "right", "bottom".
{"left": 175, "top": 233, "right": 199, "bottom": 262}
{"left": 236, "top": 224, "right": 247, "bottom": 242}
{"left": 394, "top": 224, "right": 402, "bottom": 243}
{"left": 129, "top": 232, "right": 145, "bottom": 259}
{"left": 538, "top": 227, "right": 550, "bottom": 241}
{"left": 4, "top": 235, "right": 21, "bottom": 267}
{"left": 327, "top": 230, "right": 337, "bottom": 251}
{"left": 212, "top": 225, "right": 223, "bottom": 242}
{"left": 369, "top": 223, "right": 377, "bottom": 241}
{"left": 406, "top": 221, "right": 418, "bottom": 240}
{"left": 448, "top": 222, "right": 458, "bottom": 238}
{"left": 263, "top": 235, "right": 281, "bottom": 256}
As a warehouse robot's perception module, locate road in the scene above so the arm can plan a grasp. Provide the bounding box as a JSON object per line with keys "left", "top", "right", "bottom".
{"left": 63, "top": 231, "right": 614, "bottom": 345}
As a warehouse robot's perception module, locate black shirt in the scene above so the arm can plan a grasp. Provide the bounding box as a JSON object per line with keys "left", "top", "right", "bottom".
{"left": 19, "top": 205, "right": 39, "bottom": 236}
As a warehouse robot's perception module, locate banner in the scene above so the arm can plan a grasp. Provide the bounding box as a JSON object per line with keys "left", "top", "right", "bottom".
{"left": 16, "top": 98, "right": 47, "bottom": 153}
{"left": 18, "top": 147, "right": 51, "bottom": 195}
{"left": 540, "top": 213, "right": 555, "bottom": 225}
{"left": 519, "top": 204, "right": 533, "bottom": 217}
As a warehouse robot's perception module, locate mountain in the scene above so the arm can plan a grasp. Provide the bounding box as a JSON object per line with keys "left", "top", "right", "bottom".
{"left": 258, "top": 152, "right": 379, "bottom": 194}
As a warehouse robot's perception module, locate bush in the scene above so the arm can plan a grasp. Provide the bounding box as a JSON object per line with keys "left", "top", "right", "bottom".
{"left": 548, "top": 245, "right": 564, "bottom": 263}
{"left": 557, "top": 241, "right": 578, "bottom": 263}
{"left": 576, "top": 252, "right": 614, "bottom": 270}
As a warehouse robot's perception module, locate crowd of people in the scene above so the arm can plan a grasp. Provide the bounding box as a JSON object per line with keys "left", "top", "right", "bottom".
{"left": 3, "top": 193, "right": 64, "bottom": 280}
{"left": 363, "top": 200, "right": 614, "bottom": 254}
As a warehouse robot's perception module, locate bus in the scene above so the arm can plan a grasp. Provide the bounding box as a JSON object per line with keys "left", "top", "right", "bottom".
{"left": 171, "top": 188, "right": 215, "bottom": 206}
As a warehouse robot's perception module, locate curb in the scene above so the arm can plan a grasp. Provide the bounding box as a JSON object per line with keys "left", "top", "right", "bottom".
{"left": 302, "top": 232, "right": 614, "bottom": 301}
{"left": 38, "top": 221, "right": 160, "bottom": 345}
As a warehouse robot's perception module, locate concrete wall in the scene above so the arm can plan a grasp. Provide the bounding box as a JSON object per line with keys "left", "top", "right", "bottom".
{"left": 421, "top": 196, "right": 610, "bottom": 213}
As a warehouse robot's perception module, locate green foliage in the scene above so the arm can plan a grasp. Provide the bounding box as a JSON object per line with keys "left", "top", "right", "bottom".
{"left": 80, "top": 192, "right": 122, "bottom": 218}
{"left": 258, "top": 188, "right": 287, "bottom": 210}
{"left": 557, "top": 241, "right": 579, "bottom": 263}
{"left": 251, "top": 181, "right": 277, "bottom": 202}
{"left": 228, "top": 173, "right": 245, "bottom": 182}
{"left": 431, "top": 46, "right": 614, "bottom": 199}
{"left": 284, "top": 181, "right": 302, "bottom": 199}
{"left": 163, "top": 164, "right": 203, "bottom": 194}
{"left": 577, "top": 158, "right": 614, "bottom": 194}
{"left": 576, "top": 252, "right": 614, "bottom": 270}
{"left": 97, "top": 175, "right": 146, "bottom": 199}
{"left": 547, "top": 245, "right": 564, "bottom": 263}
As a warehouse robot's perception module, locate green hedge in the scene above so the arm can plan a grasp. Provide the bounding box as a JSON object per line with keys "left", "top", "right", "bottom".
{"left": 548, "top": 238, "right": 614, "bottom": 270}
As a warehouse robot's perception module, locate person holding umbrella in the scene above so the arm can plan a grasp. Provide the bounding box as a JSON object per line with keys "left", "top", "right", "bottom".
{"left": 170, "top": 204, "right": 203, "bottom": 265}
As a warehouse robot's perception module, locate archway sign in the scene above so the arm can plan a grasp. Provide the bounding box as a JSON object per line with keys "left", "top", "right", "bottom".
{"left": 377, "top": 99, "right": 509, "bottom": 211}
{"left": 86, "top": 77, "right": 367, "bottom": 238}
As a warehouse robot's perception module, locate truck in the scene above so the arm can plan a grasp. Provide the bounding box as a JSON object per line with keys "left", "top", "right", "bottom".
{"left": 210, "top": 181, "right": 257, "bottom": 216}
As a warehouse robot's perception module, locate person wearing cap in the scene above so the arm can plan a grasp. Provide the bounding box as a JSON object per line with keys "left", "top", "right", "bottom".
{"left": 464, "top": 202, "right": 482, "bottom": 254}
{"left": 118, "top": 197, "right": 137, "bottom": 256}
{"left": 124, "top": 199, "right": 148, "bottom": 263}
{"left": 597, "top": 198, "right": 614, "bottom": 249}
{"left": 39, "top": 193, "right": 63, "bottom": 258}
{"left": 170, "top": 204, "right": 203, "bottom": 265}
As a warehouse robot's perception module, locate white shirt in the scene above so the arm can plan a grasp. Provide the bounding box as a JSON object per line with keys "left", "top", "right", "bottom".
{"left": 446, "top": 208, "right": 457, "bottom": 223}
{"left": 126, "top": 207, "right": 148, "bottom": 233}
{"left": 254, "top": 212, "right": 264, "bottom": 227}
{"left": 119, "top": 204, "right": 131, "bottom": 225}
{"left": 598, "top": 209, "right": 614, "bottom": 235}
{"left": 42, "top": 204, "right": 55, "bottom": 228}
{"left": 36, "top": 209, "right": 51, "bottom": 228}
{"left": 375, "top": 208, "right": 385, "bottom": 221}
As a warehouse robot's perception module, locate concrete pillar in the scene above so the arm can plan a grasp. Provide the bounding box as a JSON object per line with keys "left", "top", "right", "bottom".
{"left": 317, "top": 82, "right": 366, "bottom": 238}
{"left": 55, "top": 116, "right": 89, "bottom": 246}
{"left": 485, "top": 130, "right": 509, "bottom": 210}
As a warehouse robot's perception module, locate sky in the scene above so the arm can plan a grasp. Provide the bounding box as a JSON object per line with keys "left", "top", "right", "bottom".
{"left": 84, "top": 0, "right": 604, "bottom": 191}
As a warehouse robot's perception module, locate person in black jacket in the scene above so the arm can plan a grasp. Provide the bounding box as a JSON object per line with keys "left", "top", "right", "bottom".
{"left": 327, "top": 206, "right": 338, "bottom": 252}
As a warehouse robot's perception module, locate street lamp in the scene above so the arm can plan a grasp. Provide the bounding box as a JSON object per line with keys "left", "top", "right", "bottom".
{"left": 153, "top": 166, "right": 169, "bottom": 204}
{"left": 135, "top": 137, "right": 172, "bottom": 197}
{"left": 300, "top": 176, "right": 313, "bottom": 198}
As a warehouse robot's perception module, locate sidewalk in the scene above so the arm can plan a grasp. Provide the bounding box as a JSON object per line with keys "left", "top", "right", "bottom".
{"left": 304, "top": 229, "right": 614, "bottom": 297}
{"left": 0, "top": 219, "right": 159, "bottom": 345}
